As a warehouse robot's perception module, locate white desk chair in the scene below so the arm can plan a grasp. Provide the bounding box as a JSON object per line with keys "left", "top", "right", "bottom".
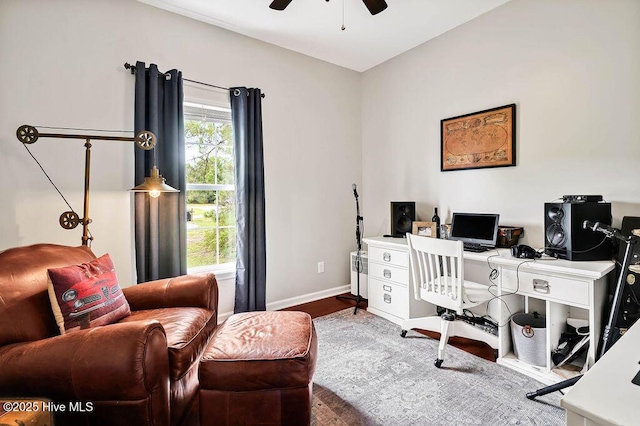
{"left": 400, "top": 233, "right": 498, "bottom": 368}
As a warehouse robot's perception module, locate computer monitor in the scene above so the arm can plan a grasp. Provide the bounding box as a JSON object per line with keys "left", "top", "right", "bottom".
{"left": 449, "top": 212, "right": 500, "bottom": 248}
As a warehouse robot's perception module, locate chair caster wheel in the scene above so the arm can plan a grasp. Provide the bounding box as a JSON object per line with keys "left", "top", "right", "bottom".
{"left": 434, "top": 359, "right": 443, "bottom": 368}
{"left": 400, "top": 330, "right": 407, "bottom": 338}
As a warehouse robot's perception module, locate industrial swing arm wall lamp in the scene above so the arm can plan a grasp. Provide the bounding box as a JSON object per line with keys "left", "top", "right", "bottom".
{"left": 16, "top": 124, "right": 178, "bottom": 246}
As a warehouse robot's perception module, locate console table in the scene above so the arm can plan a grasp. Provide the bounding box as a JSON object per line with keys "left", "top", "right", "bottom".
{"left": 363, "top": 236, "right": 615, "bottom": 384}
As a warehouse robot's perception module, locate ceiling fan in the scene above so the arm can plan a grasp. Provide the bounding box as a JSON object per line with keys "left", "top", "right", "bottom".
{"left": 269, "top": 0, "right": 388, "bottom": 16}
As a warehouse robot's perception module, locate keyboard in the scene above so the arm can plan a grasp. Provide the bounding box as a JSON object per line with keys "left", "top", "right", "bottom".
{"left": 463, "top": 243, "right": 491, "bottom": 253}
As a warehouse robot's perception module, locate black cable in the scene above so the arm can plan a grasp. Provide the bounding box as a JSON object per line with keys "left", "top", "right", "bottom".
{"left": 484, "top": 254, "right": 535, "bottom": 328}
{"left": 542, "top": 235, "right": 609, "bottom": 257}
{"left": 20, "top": 142, "right": 93, "bottom": 245}
{"left": 484, "top": 254, "right": 513, "bottom": 322}
{"left": 21, "top": 143, "right": 75, "bottom": 212}
{"left": 462, "top": 309, "right": 477, "bottom": 319}
{"left": 567, "top": 235, "right": 608, "bottom": 254}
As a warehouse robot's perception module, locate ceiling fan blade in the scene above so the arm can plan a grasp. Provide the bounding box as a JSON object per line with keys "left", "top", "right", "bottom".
{"left": 362, "top": 0, "right": 387, "bottom": 15}
{"left": 270, "top": 0, "right": 294, "bottom": 11}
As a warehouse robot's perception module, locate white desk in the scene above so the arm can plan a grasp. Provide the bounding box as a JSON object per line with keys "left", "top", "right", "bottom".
{"left": 363, "top": 236, "right": 615, "bottom": 384}
{"left": 561, "top": 321, "right": 640, "bottom": 425}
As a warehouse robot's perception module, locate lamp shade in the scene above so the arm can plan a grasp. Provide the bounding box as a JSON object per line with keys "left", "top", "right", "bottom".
{"left": 131, "top": 166, "right": 179, "bottom": 198}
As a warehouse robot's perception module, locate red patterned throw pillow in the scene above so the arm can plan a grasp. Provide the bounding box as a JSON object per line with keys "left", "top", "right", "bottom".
{"left": 47, "top": 253, "right": 130, "bottom": 334}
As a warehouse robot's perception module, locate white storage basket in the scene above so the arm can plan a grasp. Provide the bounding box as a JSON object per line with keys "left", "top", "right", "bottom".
{"left": 511, "top": 312, "right": 547, "bottom": 367}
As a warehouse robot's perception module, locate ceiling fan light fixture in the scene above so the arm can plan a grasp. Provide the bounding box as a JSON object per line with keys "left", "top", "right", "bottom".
{"left": 269, "top": 0, "right": 293, "bottom": 11}
{"left": 269, "top": 0, "right": 388, "bottom": 15}
{"left": 363, "top": 0, "right": 387, "bottom": 15}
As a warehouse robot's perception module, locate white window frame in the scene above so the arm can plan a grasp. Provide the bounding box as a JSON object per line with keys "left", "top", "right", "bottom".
{"left": 184, "top": 100, "right": 236, "bottom": 280}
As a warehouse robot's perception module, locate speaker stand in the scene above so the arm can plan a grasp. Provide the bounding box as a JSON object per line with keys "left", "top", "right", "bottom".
{"left": 337, "top": 189, "right": 366, "bottom": 314}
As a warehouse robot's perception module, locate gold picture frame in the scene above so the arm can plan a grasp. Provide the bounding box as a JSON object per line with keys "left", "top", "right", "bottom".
{"left": 441, "top": 103, "right": 516, "bottom": 171}
{"left": 412, "top": 221, "right": 437, "bottom": 238}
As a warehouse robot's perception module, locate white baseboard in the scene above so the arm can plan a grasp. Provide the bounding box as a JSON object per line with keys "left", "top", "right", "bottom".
{"left": 217, "top": 284, "right": 351, "bottom": 322}
{"left": 267, "top": 285, "right": 351, "bottom": 311}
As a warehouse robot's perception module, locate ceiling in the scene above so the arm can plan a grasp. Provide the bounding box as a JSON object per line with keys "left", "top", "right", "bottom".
{"left": 138, "top": 0, "right": 511, "bottom": 72}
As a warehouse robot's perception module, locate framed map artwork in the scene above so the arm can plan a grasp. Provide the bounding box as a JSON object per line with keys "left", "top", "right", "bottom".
{"left": 441, "top": 103, "right": 516, "bottom": 172}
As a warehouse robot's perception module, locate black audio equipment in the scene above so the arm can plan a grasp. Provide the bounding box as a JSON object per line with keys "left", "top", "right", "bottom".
{"left": 562, "top": 195, "right": 603, "bottom": 203}
{"left": 390, "top": 202, "right": 415, "bottom": 237}
{"left": 618, "top": 216, "right": 640, "bottom": 272}
{"left": 511, "top": 244, "right": 541, "bottom": 259}
{"left": 544, "top": 201, "right": 612, "bottom": 260}
{"left": 616, "top": 216, "right": 640, "bottom": 328}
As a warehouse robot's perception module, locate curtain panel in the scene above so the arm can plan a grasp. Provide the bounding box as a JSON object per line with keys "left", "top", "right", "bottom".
{"left": 133, "top": 61, "right": 186, "bottom": 282}
{"left": 230, "top": 87, "right": 266, "bottom": 313}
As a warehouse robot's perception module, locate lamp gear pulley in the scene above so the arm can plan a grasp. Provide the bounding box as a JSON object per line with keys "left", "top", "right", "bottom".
{"left": 59, "top": 211, "right": 80, "bottom": 229}
{"left": 135, "top": 131, "right": 156, "bottom": 150}
{"left": 16, "top": 125, "right": 39, "bottom": 144}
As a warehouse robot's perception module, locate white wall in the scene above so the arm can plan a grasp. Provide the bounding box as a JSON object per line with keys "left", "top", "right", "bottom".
{"left": 3, "top": 0, "right": 638, "bottom": 315}
{"left": 0, "top": 0, "right": 361, "bottom": 315}
{"left": 362, "top": 0, "right": 640, "bottom": 247}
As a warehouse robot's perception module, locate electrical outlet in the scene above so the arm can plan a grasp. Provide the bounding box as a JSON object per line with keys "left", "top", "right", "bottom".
{"left": 317, "top": 261, "right": 325, "bottom": 273}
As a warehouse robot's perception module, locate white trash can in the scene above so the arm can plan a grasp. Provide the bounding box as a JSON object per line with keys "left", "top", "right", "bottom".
{"left": 511, "top": 312, "right": 547, "bottom": 367}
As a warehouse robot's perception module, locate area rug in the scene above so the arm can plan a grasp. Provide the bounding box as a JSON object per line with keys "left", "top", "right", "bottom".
{"left": 311, "top": 308, "right": 565, "bottom": 426}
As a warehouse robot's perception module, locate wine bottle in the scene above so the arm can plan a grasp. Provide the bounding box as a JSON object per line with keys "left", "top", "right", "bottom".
{"left": 432, "top": 208, "right": 441, "bottom": 238}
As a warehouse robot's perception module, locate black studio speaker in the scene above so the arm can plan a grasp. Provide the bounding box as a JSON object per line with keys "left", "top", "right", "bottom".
{"left": 544, "top": 202, "right": 612, "bottom": 261}
{"left": 390, "top": 202, "right": 415, "bottom": 237}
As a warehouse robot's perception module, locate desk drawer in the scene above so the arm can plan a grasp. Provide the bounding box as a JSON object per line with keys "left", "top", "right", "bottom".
{"left": 368, "top": 246, "right": 408, "bottom": 268}
{"left": 368, "top": 278, "right": 409, "bottom": 319}
{"left": 502, "top": 269, "right": 589, "bottom": 306}
{"left": 368, "top": 262, "right": 408, "bottom": 286}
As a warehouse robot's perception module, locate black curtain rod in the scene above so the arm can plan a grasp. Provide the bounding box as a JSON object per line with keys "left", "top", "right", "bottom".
{"left": 123, "top": 63, "right": 265, "bottom": 98}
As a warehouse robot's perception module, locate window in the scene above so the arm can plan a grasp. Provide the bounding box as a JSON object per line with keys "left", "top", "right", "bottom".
{"left": 184, "top": 101, "right": 235, "bottom": 272}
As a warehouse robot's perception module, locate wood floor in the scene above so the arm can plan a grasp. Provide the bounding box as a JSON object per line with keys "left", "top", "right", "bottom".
{"left": 283, "top": 292, "right": 497, "bottom": 362}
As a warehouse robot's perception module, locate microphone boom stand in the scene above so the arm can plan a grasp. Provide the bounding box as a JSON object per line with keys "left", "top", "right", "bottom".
{"left": 337, "top": 186, "right": 366, "bottom": 314}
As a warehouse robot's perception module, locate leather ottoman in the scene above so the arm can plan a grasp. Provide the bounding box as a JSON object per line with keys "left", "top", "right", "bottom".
{"left": 199, "top": 311, "right": 318, "bottom": 426}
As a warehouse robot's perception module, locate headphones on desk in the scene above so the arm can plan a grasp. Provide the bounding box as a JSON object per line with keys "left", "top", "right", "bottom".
{"left": 510, "top": 244, "right": 542, "bottom": 259}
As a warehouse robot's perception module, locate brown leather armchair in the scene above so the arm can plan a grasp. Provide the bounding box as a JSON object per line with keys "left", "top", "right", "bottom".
{"left": 0, "top": 243, "right": 218, "bottom": 426}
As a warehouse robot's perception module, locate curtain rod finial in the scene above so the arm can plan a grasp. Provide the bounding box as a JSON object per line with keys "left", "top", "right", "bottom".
{"left": 124, "top": 62, "right": 135, "bottom": 74}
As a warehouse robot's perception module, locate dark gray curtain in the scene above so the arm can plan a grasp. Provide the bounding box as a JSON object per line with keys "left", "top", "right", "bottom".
{"left": 230, "top": 87, "right": 266, "bottom": 313}
{"left": 134, "top": 61, "right": 186, "bottom": 282}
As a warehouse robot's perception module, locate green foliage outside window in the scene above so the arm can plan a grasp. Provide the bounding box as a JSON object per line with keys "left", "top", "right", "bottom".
{"left": 185, "top": 116, "right": 236, "bottom": 268}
